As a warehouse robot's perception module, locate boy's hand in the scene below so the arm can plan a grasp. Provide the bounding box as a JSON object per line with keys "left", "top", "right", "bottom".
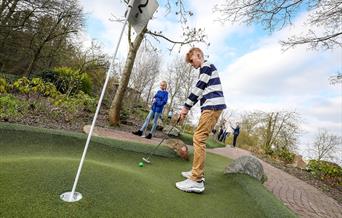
{"left": 179, "top": 106, "right": 189, "bottom": 121}
{"left": 152, "top": 98, "right": 156, "bottom": 103}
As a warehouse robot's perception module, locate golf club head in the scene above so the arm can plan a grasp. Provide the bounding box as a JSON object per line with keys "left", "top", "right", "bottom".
{"left": 142, "top": 157, "right": 151, "bottom": 164}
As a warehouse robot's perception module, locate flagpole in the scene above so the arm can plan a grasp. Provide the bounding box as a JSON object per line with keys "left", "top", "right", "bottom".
{"left": 60, "top": 0, "right": 136, "bottom": 202}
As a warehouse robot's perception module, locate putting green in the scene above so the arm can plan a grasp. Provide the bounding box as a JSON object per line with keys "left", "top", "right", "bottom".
{"left": 0, "top": 123, "right": 296, "bottom": 217}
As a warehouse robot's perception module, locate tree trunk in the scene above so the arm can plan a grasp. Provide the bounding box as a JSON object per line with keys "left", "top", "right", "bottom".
{"left": 25, "top": 45, "right": 44, "bottom": 77}
{"left": 145, "top": 79, "right": 154, "bottom": 106}
{"left": 109, "top": 26, "right": 146, "bottom": 125}
{"left": 264, "top": 113, "right": 273, "bottom": 153}
{"left": 165, "top": 94, "right": 175, "bottom": 119}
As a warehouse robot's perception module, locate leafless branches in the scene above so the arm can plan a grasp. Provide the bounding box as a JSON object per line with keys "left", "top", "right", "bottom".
{"left": 214, "top": 0, "right": 342, "bottom": 50}
{"left": 311, "top": 129, "right": 341, "bottom": 161}
{"left": 329, "top": 72, "right": 342, "bottom": 85}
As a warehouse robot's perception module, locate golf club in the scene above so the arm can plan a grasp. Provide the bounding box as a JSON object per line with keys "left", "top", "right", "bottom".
{"left": 142, "top": 116, "right": 181, "bottom": 164}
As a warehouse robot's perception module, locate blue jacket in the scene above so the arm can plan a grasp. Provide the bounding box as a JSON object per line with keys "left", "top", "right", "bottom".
{"left": 231, "top": 125, "right": 240, "bottom": 135}
{"left": 151, "top": 90, "right": 168, "bottom": 113}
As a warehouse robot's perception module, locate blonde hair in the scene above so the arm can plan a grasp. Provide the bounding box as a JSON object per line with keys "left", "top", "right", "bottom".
{"left": 186, "top": 47, "right": 204, "bottom": 63}
{"left": 160, "top": 80, "right": 167, "bottom": 88}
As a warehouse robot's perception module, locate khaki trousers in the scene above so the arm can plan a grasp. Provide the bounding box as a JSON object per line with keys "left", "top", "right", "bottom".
{"left": 191, "top": 110, "right": 222, "bottom": 181}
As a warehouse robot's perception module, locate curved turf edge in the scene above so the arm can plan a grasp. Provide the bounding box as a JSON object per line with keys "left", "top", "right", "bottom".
{"left": 0, "top": 122, "right": 178, "bottom": 158}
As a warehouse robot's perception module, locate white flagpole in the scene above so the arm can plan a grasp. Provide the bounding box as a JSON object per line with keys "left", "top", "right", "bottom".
{"left": 60, "top": 0, "right": 136, "bottom": 202}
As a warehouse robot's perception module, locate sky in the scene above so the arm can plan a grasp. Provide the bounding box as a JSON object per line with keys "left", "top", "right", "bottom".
{"left": 78, "top": 0, "right": 342, "bottom": 162}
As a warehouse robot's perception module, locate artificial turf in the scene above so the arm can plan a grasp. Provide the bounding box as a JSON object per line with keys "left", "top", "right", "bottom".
{"left": 0, "top": 123, "right": 296, "bottom": 218}
{"left": 179, "top": 132, "right": 226, "bottom": 148}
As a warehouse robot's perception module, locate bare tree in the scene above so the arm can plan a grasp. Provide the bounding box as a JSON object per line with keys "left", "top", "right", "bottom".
{"left": 240, "top": 111, "right": 260, "bottom": 135}
{"left": 164, "top": 56, "right": 189, "bottom": 116}
{"left": 329, "top": 72, "right": 342, "bottom": 85}
{"left": 0, "top": 0, "right": 41, "bottom": 72}
{"left": 109, "top": 0, "right": 208, "bottom": 125}
{"left": 24, "top": 0, "right": 83, "bottom": 76}
{"left": 0, "top": 0, "right": 84, "bottom": 75}
{"left": 74, "top": 40, "right": 108, "bottom": 74}
{"left": 260, "top": 111, "right": 300, "bottom": 153}
{"left": 71, "top": 40, "right": 109, "bottom": 95}
{"left": 238, "top": 111, "right": 301, "bottom": 153}
{"left": 214, "top": 0, "right": 342, "bottom": 50}
{"left": 216, "top": 110, "right": 233, "bottom": 129}
{"left": 311, "top": 129, "right": 342, "bottom": 161}
{"left": 129, "top": 41, "right": 161, "bottom": 101}
{"left": 179, "top": 64, "right": 196, "bottom": 103}
{"left": 144, "top": 76, "right": 157, "bottom": 104}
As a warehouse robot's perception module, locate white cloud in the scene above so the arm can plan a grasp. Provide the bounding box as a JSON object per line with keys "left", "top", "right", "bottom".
{"left": 80, "top": 0, "right": 129, "bottom": 56}
{"left": 225, "top": 46, "right": 340, "bottom": 96}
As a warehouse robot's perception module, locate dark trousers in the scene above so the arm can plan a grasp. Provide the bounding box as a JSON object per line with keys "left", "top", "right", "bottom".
{"left": 217, "top": 129, "right": 223, "bottom": 140}
{"left": 233, "top": 134, "right": 238, "bottom": 147}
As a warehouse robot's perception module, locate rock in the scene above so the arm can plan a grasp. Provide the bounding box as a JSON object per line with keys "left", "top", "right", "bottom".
{"left": 224, "top": 155, "right": 267, "bottom": 183}
{"left": 156, "top": 119, "right": 164, "bottom": 131}
{"left": 291, "top": 155, "right": 307, "bottom": 169}
{"left": 83, "top": 125, "right": 99, "bottom": 136}
{"left": 164, "top": 139, "right": 189, "bottom": 161}
{"left": 163, "top": 125, "right": 180, "bottom": 137}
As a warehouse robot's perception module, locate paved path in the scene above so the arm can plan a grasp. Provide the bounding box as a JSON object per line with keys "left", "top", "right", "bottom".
{"left": 208, "top": 147, "right": 342, "bottom": 218}
{"left": 83, "top": 125, "right": 162, "bottom": 145}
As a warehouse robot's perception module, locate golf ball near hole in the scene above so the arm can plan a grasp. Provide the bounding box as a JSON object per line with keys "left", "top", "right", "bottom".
{"left": 139, "top": 162, "right": 144, "bottom": 167}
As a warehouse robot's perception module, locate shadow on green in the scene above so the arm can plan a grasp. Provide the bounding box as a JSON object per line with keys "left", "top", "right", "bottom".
{"left": 0, "top": 123, "right": 296, "bottom": 217}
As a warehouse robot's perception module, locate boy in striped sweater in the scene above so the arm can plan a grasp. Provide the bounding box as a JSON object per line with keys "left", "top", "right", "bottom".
{"left": 176, "top": 47, "right": 226, "bottom": 193}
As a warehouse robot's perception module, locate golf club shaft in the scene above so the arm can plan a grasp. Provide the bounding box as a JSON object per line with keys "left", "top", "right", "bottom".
{"left": 145, "top": 117, "right": 180, "bottom": 161}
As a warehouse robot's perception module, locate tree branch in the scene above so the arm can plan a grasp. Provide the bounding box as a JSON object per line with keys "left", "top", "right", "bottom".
{"left": 146, "top": 30, "right": 204, "bottom": 46}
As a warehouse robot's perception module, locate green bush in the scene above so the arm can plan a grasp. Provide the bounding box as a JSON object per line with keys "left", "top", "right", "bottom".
{"left": 39, "top": 67, "right": 92, "bottom": 96}
{"left": 0, "top": 77, "right": 9, "bottom": 93}
{"left": 13, "top": 77, "right": 31, "bottom": 96}
{"left": 12, "top": 77, "right": 59, "bottom": 98}
{"left": 42, "top": 82, "right": 59, "bottom": 98}
{"left": 274, "top": 147, "right": 295, "bottom": 164}
{"left": 51, "top": 91, "right": 96, "bottom": 121}
{"left": 0, "top": 94, "right": 27, "bottom": 119}
{"left": 120, "top": 106, "right": 130, "bottom": 122}
{"left": 228, "top": 131, "right": 259, "bottom": 149}
{"left": 74, "top": 91, "right": 97, "bottom": 113}
{"left": 307, "top": 160, "right": 342, "bottom": 185}
{"left": 30, "top": 78, "right": 59, "bottom": 98}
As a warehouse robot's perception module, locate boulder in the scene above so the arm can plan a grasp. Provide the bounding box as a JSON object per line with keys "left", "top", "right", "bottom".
{"left": 224, "top": 155, "right": 267, "bottom": 183}
{"left": 291, "top": 155, "right": 307, "bottom": 169}
{"left": 164, "top": 139, "right": 189, "bottom": 161}
{"left": 163, "top": 125, "right": 180, "bottom": 137}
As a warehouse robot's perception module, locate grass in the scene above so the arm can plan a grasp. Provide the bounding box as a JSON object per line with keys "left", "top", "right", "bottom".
{"left": 0, "top": 122, "right": 296, "bottom": 218}
{"left": 179, "top": 132, "right": 226, "bottom": 148}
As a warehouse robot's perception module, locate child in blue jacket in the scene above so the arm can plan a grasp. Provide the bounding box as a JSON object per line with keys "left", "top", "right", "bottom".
{"left": 132, "top": 81, "right": 168, "bottom": 139}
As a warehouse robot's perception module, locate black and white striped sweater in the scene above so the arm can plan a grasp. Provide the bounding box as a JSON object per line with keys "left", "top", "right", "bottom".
{"left": 184, "top": 62, "right": 227, "bottom": 111}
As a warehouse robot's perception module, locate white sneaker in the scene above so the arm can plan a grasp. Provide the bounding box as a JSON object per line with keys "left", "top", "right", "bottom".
{"left": 181, "top": 170, "right": 205, "bottom": 182}
{"left": 175, "top": 179, "right": 205, "bottom": 193}
{"left": 181, "top": 170, "right": 192, "bottom": 179}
